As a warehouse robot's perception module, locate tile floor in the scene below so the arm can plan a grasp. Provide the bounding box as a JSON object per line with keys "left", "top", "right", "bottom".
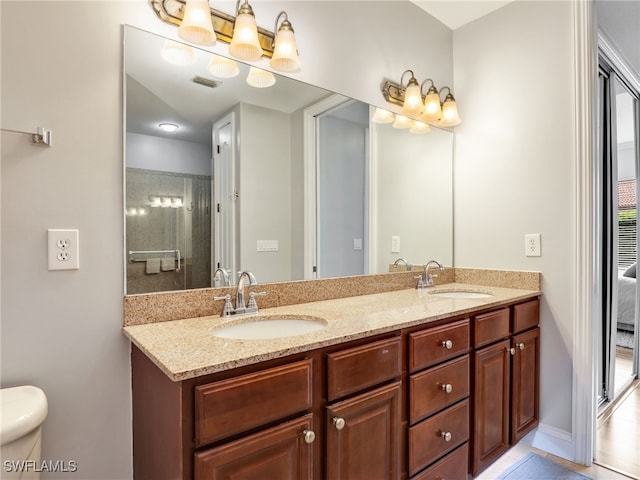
{"left": 476, "top": 442, "right": 635, "bottom": 480}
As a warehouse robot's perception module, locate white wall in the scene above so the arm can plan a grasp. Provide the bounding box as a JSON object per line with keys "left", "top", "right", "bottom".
{"left": 453, "top": 0, "right": 577, "bottom": 457}
{"left": 239, "top": 103, "right": 292, "bottom": 282}
{"left": 373, "top": 124, "right": 453, "bottom": 272}
{"left": 0, "top": 1, "right": 453, "bottom": 478}
{"left": 126, "top": 133, "right": 211, "bottom": 176}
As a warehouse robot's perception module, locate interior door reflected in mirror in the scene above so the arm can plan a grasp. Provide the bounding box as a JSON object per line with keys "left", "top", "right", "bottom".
{"left": 124, "top": 25, "right": 453, "bottom": 295}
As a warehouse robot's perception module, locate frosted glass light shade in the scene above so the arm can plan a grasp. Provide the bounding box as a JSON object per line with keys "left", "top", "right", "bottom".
{"left": 371, "top": 108, "right": 394, "bottom": 124}
{"left": 246, "top": 67, "right": 276, "bottom": 88}
{"left": 270, "top": 27, "right": 301, "bottom": 72}
{"left": 207, "top": 54, "right": 240, "bottom": 78}
{"left": 421, "top": 88, "right": 442, "bottom": 122}
{"left": 439, "top": 94, "right": 461, "bottom": 127}
{"left": 161, "top": 40, "right": 196, "bottom": 66}
{"left": 392, "top": 114, "right": 412, "bottom": 129}
{"left": 229, "top": 7, "right": 263, "bottom": 61}
{"left": 402, "top": 79, "right": 423, "bottom": 116}
{"left": 410, "top": 120, "right": 431, "bottom": 134}
{"left": 178, "top": 0, "right": 216, "bottom": 46}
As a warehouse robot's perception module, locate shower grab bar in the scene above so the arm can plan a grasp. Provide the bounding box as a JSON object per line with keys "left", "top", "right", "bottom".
{"left": 128, "top": 249, "right": 181, "bottom": 272}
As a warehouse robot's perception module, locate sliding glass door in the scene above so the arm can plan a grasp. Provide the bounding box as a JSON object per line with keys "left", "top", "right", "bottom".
{"left": 598, "top": 59, "right": 639, "bottom": 406}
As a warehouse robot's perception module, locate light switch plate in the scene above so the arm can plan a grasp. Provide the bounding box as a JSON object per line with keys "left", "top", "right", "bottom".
{"left": 257, "top": 240, "right": 278, "bottom": 252}
{"left": 353, "top": 238, "right": 363, "bottom": 251}
{"left": 391, "top": 235, "right": 400, "bottom": 253}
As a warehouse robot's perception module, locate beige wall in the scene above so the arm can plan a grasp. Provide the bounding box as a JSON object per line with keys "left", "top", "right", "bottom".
{"left": 1, "top": 1, "right": 453, "bottom": 478}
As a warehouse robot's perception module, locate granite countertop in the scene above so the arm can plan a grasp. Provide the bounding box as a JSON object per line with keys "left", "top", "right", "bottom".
{"left": 123, "top": 282, "right": 540, "bottom": 381}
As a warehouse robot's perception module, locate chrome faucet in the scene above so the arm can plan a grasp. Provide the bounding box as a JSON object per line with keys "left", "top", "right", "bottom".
{"left": 213, "top": 267, "right": 231, "bottom": 287}
{"left": 213, "top": 270, "right": 265, "bottom": 317}
{"left": 418, "top": 260, "right": 445, "bottom": 288}
{"left": 393, "top": 258, "right": 412, "bottom": 271}
{"left": 235, "top": 271, "right": 257, "bottom": 313}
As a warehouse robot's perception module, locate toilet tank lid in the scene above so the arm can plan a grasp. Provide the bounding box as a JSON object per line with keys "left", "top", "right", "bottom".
{"left": 0, "top": 385, "right": 48, "bottom": 445}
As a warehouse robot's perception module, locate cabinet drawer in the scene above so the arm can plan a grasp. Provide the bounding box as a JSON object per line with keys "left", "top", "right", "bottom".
{"left": 513, "top": 299, "right": 539, "bottom": 334}
{"left": 195, "top": 359, "right": 312, "bottom": 446}
{"left": 409, "top": 319, "right": 470, "bottom": 372}
{"left": 408, "top": 399, "right": 469, "bottom": 476}
{"left": 412, "top": 442, "right": 469, "bottom": 480}
{"left": 194, "top": 413, "right": 313, "bottom": 480}
{"left": 409, "top": 355, "right": 470, "bottom": 424}
{"left": 474, "top": 308, "right": 510, "bottom": 348}
{"left": 327, "top": 337, "right": 401, "bottom": 401}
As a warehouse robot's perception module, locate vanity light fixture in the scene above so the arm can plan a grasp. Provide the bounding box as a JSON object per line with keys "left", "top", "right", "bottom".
{"left": 151, "top": 0, "right": 302, "bottom": 71}
{"left": 270, "top": 11, "right": 301, "bottom": 72}
{"left": 161, "top": 39, "right": 196, "bottom": 65}
{"left": 158, "top": 123, "right": 179, "bottom": 132}
{"left": 207, "top": 54, "right": 240, "bottom": 78}
{"left": 381, "top": 74, "right": 462, "bottom": 127}
{"left": 148, "top": 195, "right": 184, "bottom": 208}
{"left": 410, "top": 120, "right": 431, "bottom": 134}
{"left": 246, "top": 66, "right": 276, "bottom": 88}
{"left": 178, "top": 0, "right": 217, "bottom": 46}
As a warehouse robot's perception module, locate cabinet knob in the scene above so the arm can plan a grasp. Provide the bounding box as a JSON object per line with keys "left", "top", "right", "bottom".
{"left": 508, "top": 347, "right": 515, "bottom": 355}
{"left": 441, "top": 383, "right": 453, "bottom": 393}
{"left": 332, "top": 417, "right": 346, "bottom": 430}
{"left": 302, "top": 429, "right": 315, "bottom": 444}
{"left": 440, "top": 431, "right": 452, "bottom": 442}
{"left": 517, "top": 342, "right": 525, "bottom": 350}
{"left": 441, "top": 340, "right": 453, "bottom": 350}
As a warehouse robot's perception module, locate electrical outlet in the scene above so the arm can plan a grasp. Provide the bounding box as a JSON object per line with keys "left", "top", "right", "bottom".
{"left": 525, "top": 233, "right": 541, "bottom": 257}
{"left": 48, "top": 229, "right": 79, "bottom": 270}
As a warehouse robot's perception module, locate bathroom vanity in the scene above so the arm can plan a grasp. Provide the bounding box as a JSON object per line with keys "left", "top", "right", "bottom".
{"left": 124, "top": 272, "right": 540, "bottom": 480}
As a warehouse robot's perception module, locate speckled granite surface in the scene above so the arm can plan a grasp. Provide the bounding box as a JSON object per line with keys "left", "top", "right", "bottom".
{"left": 123, "top": 280, "right": 540, "bottom": 381}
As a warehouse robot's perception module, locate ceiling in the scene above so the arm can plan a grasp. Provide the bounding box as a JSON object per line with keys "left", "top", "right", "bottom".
{"left": 411, "top": 0, "right": 514, "bottom": 30}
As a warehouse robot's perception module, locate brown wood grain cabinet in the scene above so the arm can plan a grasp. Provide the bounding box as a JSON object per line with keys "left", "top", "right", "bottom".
{"left": 471, "top": 299, "right": 540, "bottom": 476}
{"left": 131, "top": 297, "right": 539, "bottom": 480}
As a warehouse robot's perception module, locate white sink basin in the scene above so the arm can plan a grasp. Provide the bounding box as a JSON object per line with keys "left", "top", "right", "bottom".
{"left": 429, "top": 291, "right": 493, "bottom": 299}
{"left": 211, "top": 316, "right": 327, "bottom": 340}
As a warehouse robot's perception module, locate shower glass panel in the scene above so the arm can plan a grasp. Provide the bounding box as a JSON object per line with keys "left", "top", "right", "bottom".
{"left": 126, "top": 168, "right": 211, "bottom": 294}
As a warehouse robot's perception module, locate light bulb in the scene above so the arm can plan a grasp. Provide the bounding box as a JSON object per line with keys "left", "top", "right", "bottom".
{"left": 229, "top": 2, "right": 263, "bottom": 61}
{"left": 402, "top": 77, "right": 423, "bottom": 117}
{"left": 270, "top": 18, "right": 301, "bottom": 72}
{"left": 207, "top": 54, "right": 240, "bottom": 78}
{"left": 421, "top": 86, "right": 442, "bottom": 123}
{"left": 439, "top": 94, "right": 461, "bottom": 127}
{"left": 178, "top": 0, "right": 216, "bottom": 46}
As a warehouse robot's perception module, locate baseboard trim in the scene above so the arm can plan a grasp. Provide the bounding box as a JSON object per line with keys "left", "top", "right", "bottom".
{"left": 523, "top": 423, "right": 575, "bottom": 462}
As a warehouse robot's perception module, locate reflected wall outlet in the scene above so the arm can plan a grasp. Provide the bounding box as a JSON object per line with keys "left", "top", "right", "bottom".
{"left": 525, "top": 233, "right": 541, "bottom": 257}
{"left": 257, "top": 240, "right": 278, "bottom": 252}
{"left": 48, "top": 229, "right": 79, "bottom": 270}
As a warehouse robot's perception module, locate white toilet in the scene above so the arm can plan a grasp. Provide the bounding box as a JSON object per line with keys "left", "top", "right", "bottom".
{"left": 0, "top": 385, "right": 48, "bottom": 480}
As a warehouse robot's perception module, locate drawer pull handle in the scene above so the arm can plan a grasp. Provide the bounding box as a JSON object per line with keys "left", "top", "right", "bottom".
{"left": 441, "top": 431, "right": 452, "bottom": 442}
{"left": 517, "top": 342, "right": 525, "bottom": 350}
{"left": 441, "top": 383, "right": 453, "bottom": 393}
{"left": 332, "top": 417, "right": 346, "bottom": 430}
{"left": 302, "top": 430, "right": 315, "bottom": 444}
{"left": 441, "top": 340, "right": 453, "bottom": 349}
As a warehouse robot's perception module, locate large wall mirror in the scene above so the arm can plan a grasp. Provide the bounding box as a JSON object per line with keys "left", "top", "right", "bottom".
{"left": 124, "top": 25, "right": 453, "bottom": 294}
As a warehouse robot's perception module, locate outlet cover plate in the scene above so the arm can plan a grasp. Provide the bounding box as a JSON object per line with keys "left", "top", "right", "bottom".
{"left": 48, "top": 229, "right": 79, "bottom": 270}
{"left": 525, "top": 233, "right": 541, "bottom": 257}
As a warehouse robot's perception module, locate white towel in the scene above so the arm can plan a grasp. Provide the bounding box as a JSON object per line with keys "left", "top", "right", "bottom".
{"left": 161, "top": 257, "right": 176, "bottom": 271}
{"left": 146, "top": 258, "right": 161, "bottom": 274}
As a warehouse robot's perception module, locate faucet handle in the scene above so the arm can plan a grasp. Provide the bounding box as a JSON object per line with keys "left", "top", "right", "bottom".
{"left": 214, "top": 294, "right": 233, "bottom": 317}
{"left": 246, "top": 291, "right": 267, "bottom": 313}
{"left": 414, "top": 275, "right": 425, "bottom": 290}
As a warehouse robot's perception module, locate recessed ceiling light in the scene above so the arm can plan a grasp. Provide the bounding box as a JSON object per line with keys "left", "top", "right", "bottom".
{"left": 159, "top": 123, "right": 179, "bottom": 132}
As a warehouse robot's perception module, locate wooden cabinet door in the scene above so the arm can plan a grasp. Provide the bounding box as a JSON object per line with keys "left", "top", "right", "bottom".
{"left": 194, "top": 414, "right": 314, "bottom": 480}
{"left": 510, "top": 327, "right": 540, "bottom": 444}
{"left": 326, "top": 382, "right": 401, "bottom": 480}
{"left": 471, "top": 339, "right": 510, "bottom": 476}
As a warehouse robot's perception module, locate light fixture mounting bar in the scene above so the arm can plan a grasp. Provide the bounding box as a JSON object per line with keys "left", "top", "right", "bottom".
{"left": 381, "top": 80, "right": 405, "bottom": 108}
{"left": 151, "top": 0, "right": 275, "bottom": 58}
